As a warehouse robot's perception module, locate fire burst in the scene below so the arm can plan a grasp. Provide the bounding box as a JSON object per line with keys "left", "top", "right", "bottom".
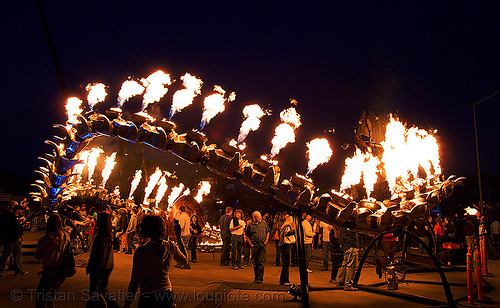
{"left": 143, "top": 167, "right": 163, "bottom": 205}
{"left": 270, "top": 106, "right": 301, "bottom": 158}
{"left": 170, "top": 73, "right": 203, "bottom": 119}
{"left": 306, "top": 138, "right": 333, "bottom": 176}
{"left": 154, "top": 174, "right": 169, "bottom": 207}
{"left": 100, "top": 152, "right": 117, "bottom": 189}
{"left": 117, "top": 79, "right": 145, "bottom": 108}
{"left": 86, "top": 148, "right": 104, "bottom": 185}
{"left": 65, "top": 97, "right": 83, "bottom": 124}
{"left": 238, "top": 104, "right": 266, "bottom": 143}
{"left": 167, "top": 183, "right": 185, "bottom": 212}
{"left": 194, "top": 181, "right": 211, "bottom": 203}
{"left": 129, "top": 170, "right": 142, "bottom": 199}
{"left": 200, "top": 85, "right": 236, "bottom": 130}
{"left": 340, "top": 116, "right": 442, "bottom": 199}
{"left": 141, "top": 70, "right": 172, "bottom": 111}
{"left": 86, "top": 82, "right": 107, "bottom": 110}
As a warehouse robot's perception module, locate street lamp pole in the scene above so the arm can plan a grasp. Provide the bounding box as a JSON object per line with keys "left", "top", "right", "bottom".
{"left": 473, "top": 90, "right": 500, "bottom": 214}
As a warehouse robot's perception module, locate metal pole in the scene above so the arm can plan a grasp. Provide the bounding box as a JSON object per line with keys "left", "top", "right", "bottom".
{"left": 35, "top": 0, "right": 69, "bottom": 99}
{"left": 473, "top": 102, "right": 483, "bottom": 212}
{"left": 472, "top": 89, "right": 500, "bottom": 214}
{"left": 294, "top": 212, "right": 309, "bottom": 308}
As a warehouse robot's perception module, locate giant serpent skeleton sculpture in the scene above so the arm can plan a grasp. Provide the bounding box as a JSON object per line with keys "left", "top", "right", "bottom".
{"left": 30, "top": 84, "right": 465, "bottom": 307}
{"left": 31, "top": 107, "right": 464, "bottom": 233}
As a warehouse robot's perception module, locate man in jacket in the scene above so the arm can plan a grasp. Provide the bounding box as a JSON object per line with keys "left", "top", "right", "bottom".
{"left": 245, "top": 211, "right": 270, "bottom": 283}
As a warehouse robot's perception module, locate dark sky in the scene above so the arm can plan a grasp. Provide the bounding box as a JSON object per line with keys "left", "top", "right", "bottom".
{"left": 1, "top": 1, "right": 499, "bottom": 190}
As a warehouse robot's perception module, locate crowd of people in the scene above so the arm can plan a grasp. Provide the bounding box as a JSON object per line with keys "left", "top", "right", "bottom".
{"left": 1, "top": 195, "right": 500, "bottom": 306}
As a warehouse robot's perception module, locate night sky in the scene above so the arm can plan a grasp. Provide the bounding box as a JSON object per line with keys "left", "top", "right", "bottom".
{"left": 1, "top": 1, "right": 499, "bottom": 191}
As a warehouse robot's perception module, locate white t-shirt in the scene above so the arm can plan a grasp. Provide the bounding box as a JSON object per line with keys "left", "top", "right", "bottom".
{"left": 177, "top": 212, "right": 191, "bottom": 237}
{"left": 229, "top": 219, "right": 246, "bottom": 236}
{"left": 319, "top": 221, "right": 333, "bottom": 243}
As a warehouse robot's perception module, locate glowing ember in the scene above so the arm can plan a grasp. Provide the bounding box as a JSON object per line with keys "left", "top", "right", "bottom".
{"left": 465, "top": 206, "right": 478, "bottom": 216}
{"left": 154, "top": 174, "right": 169, "bottom": 207}
{"left": 238, "top": 104, "right": 266, "bottom": 143}
{"left": 100, "top": 152, "right": 117, "bottom": 189}
{"left": 200, "top": 85, "right": 235, "bottom": 130}
{"left": 86, "top": 82, "right": 107, "bottom": 110}
{"left": 65, "top": 97, "right": 83, "bottom": 124}
{"left": 86, "top": 148, "right": 104, "bottom": 185}
{"left": 194, "top": 181, "right": 211, "bottom": 203}
{"left": 306, "top": 138, "right": 333, "bottom": 176}
{"left": 113, "top": 186, "right": 120, "bottom": 196}
{"left": 269, "top": 106, "right": 302, "bottom": 158}
{"left": 128, "top": 170, "right": 142, "bottom": 199}
{"left": 117, "top": 79, "right": 144, "bottom": 108}
{"left": 169, "top": 73, "right": 203, "bottom": 119}
{"left": 167, "top": 183, "right": 185, "bottom": 212}
{"left": 141, "top": 70, "right": 172, "bottom": 111}
{"left": 260, "top": 155, "right": 278, "bottom": 165}
{"left": 143, "top": 167, "right": 163, "bottom": 205}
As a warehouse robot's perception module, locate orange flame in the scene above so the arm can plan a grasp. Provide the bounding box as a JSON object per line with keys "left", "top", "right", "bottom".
{"left": 141, "top": 70, "right": 172, "bottom": 111}
{"left": 269, "top": 106, "right": 302, "bottom": 158}
{"left": 200, "top": 85, "right": 235, "bottom": 129}
{"left": 100, "top": 152, "right": 117, "bottom": 189}
{"left": 170, "top": 73, "right": 203, "bottom": 119}
{"left": 238, "top": 104, "right": 266, "bottom": 143}
{"left": 340, "top": 115, "right": 442, "bottom": 199}
{"left": 167, "top": 183, "right": 185, "bottom": 212}
{"left": 86, "top": 82, "right": 107, "bottom": 110}
{"left": 86, "top": 148, "right": 104, "bottom": 185}
{"left": 194, "top": 181, "right": 211, "bottom": 203}
{"left": 143, "top": 167, "right": 163, "bottom": 205}
{"left": 70, "top": 150, "right": 90, "bottom": 184}
{"left": 306, "top": 138, "right": 333, "bottom": 176}
{"left": 117, "top": 79, "right": 145, "bottom": 108}
{"left": 128, "top": 170, "right": 142, "bottom": 199}
{"left": 155, "top": 174, "right": 169, "bottom": 207}
{"left": 65, "top": 97, "right": 83, "bottom": 124}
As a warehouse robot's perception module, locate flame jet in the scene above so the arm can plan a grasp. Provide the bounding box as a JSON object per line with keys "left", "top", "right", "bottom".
{"left": 200, "top": 85, "right": 235, "bottom": 130}
{"left": 143, "top": 167, "right": 163, "bottom": 205}
{"left": 270, "top": 106, "right": 301, "bottom": 158}
{"left": 238, "top": 104, "right": 266, "bottom": 143}
{"left": 117, "top": 79, "right": 145, "bottom": 108}
{"left": 305, "top": 138, "right": 332, "bottom": 176}
{"left": 141, "top": 70, "right": 172, "bottom": 111}
{"left": 100, "top": 152, "right": 116, "bottom": 189}
{"left": 128, "top": 170, "right": 142, "bottom": 200}
{"left": 86, "top": 82, "right": 107, "bottom": 110}
{"left": 169, "top": 73, "right": 203, "bottom": 119}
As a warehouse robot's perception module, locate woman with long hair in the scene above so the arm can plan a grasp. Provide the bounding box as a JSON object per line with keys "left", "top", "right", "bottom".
{"left": 189, "top": 215, "right": 202, "bottom": 263}
{"left": 124, "top": 215, "right": 188, "bottom": 308}
{"left": 86, "top": 212, "right": 117, "bottom": 307}
{"left": 34, "top": 213, "right": 70, "bottom": 308}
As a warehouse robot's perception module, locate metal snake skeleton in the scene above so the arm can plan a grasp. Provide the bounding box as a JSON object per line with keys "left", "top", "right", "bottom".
{"left": 30, "top": 95, "right": 465, "bottom": 235}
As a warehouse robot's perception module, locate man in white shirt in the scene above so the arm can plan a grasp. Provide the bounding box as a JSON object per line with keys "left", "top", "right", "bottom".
{"left": 175, "top": 205, "right": 191, "bottom": 269}
{"left": 319, "top": 221, "right": 333, "bottom": 271}
{"left": 302, "top": 215, "right": 314, "bottom": 272}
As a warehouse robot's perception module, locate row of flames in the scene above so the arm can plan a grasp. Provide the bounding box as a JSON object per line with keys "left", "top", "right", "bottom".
{"left": 68, "top": 146, "right": 211, "bottom": 211}
{"left": 68, "top": 70, "right": 443, "bottom": 205}
{"left": 69, "top": 70, "right": 333, "bottom": 177}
